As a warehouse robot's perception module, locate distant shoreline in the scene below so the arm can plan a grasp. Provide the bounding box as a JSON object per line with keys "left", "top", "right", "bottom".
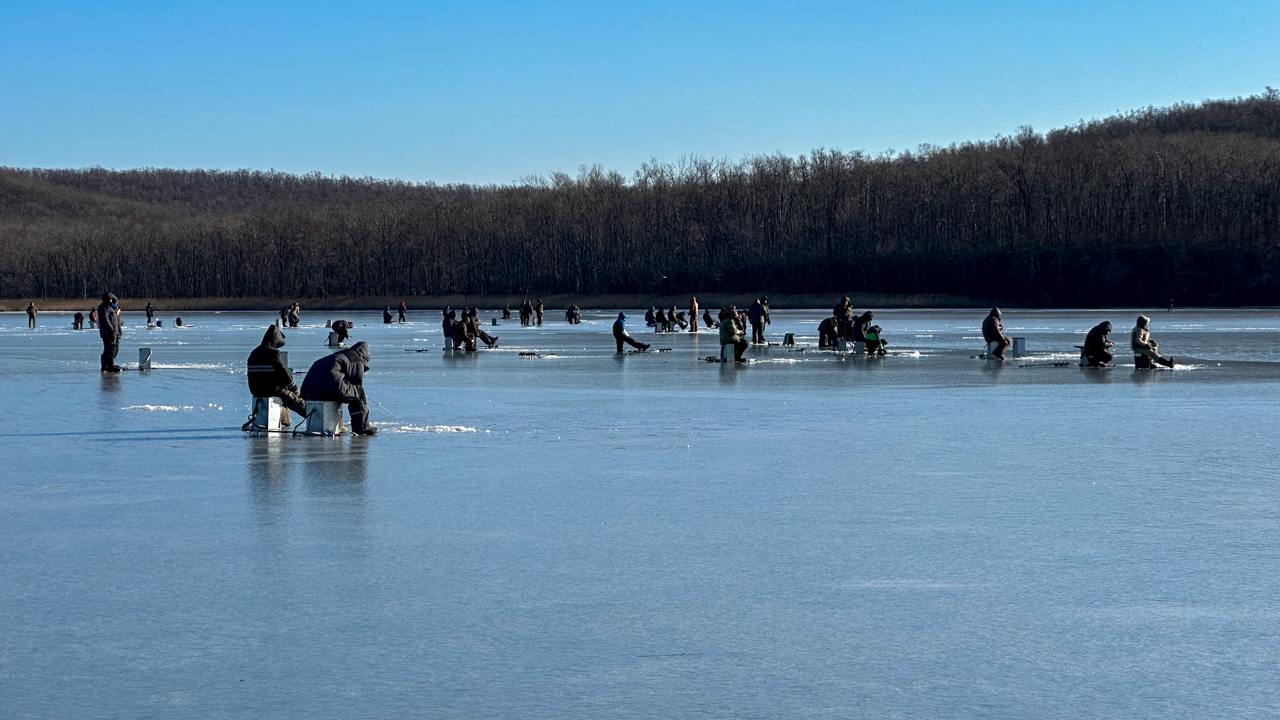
{"left": 2, "top": 293, "right": 997, "bottom": 313}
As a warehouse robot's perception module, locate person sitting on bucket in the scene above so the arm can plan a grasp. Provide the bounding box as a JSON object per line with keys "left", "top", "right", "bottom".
{"left": 245, "top": 324, "right": 306, "bottom": 429}
{"left": 612, "top": 313, "right": 651, "bottom": 353}
{"left": 1083, "top": 321, "right": 1115, "bottom": 366}
{"left": 983, "top": 307, "right": 1011, "bottom": 360}
{"left": 719, "top": 306, "right": 748, "bottom": 361}
{"left": 383, "top": 307, "right": 393, "bottom": 324}
{"left": 301, "top": 341, "right": 378, "bottom": 435}
{"left": 702, "top": 307, "right": 719, "bottom": 329}
{"left": 1131, "top": 315, "right": 1174, "bottom": 368}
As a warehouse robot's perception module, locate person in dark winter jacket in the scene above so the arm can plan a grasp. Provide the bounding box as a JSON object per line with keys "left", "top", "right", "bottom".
{"left": 849, "top": 311, "right": 880, "bottom": 351}
{"left": 441, "top": 309, "right": 457, "bottom": 345}
{"left": 982, "top": 307, "right": 1011, "bottom": 360}
{"left": 669, "top": 305, "right": 687, "bottom": 331}
{"left": 702, "top": 307, "right": 719, "bottom": 329}
{"left": 1083, "top": 321, "right": 1114, "bottom": 366}
{"left": 502, "top": 305, "right": 512, "bottom": 320}
{"left": 26, "top": 302, "right": 37, "bottom": 328}
{"left": 748, "top": 298, "right": 768, "bottom": 344}
{"left": 145, "top": 302, "right": 155, "bottom": 326}
{"left": 612, "top": 313, "right": 651, "bottom": 353}
{"left": 818, "top": 315, "right": 839, "bottom": 348}
{"left": 383, "top": 307, "right": 393, "bottom": 324}
{"left": 287, "top": 303, "right": 301, "bottom": 328}
{"left": 301, "top": 341, "right": 377, "bottom": 435}
{"left": 535, "top": 299, "right": 545, "bottom": 326}
{"left": 246, "top": 324, "right": 306, "bottom": 426}
{"left": 73, "top": 311, "right": 84, "bottom": 330}
{"left": 96, "top": 292, "right": 122, "bottom": 372}
{"left": 398, "top": 300, "right": 408, "bottom": 323}
{"left": 645, "top": 307, "right": 657, "bottom": 327}
{"left": 331, "top": 319, "right": 352, "bottom": 345}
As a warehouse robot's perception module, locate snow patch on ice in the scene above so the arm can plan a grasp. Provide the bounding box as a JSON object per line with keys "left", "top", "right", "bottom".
{"left": 391, "top": 424, "right": 484, "bottom": 434}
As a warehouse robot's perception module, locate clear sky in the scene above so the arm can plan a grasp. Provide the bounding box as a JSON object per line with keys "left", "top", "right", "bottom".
{"left": 2, "top": 0, "right": 1277, "bottom": 185}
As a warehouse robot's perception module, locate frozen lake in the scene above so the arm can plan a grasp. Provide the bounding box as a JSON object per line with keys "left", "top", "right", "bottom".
{"left": 2, "top": 308, "right": 1279, "bottom": 719}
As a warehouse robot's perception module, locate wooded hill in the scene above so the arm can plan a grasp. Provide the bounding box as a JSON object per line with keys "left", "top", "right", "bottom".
{"left": 3, "top": 91, "right": 1279, "bottom": 306}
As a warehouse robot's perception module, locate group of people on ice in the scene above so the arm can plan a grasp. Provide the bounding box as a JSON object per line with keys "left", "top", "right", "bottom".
{"left": 983, "top": 307, "right": 1174, "bottom": 368}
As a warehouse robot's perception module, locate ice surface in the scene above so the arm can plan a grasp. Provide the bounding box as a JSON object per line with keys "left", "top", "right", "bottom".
{"left": 2, "top": 308, "right": 1280, "bottom": 719}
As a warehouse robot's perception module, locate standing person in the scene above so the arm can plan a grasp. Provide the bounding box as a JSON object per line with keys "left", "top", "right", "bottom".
{"left": 26, "top": 302, "right": 37, "bottom": 328}
{"left": 1131, "top": 315, "right": 1175, "bottom": 368}
{"left": 89, "top": 307, "right": 98, "bottom": 329}
{"left": 96, "top": 292, "right": 122, "bottom": 372}
{"left": 719, "top": 307, "right": 748, "bottom": 361}
{"left": 748, "top": 298, "right": 767, "bottom": 344}
{"left": 441, "top": 309, "right": 457, "bottom": 344}
{"left": 145, "top": 302, "right": 155, "bottom": 326}
{"left": 982, "top": 307, "right": 1011, "bottom": 360}
{"left": 397, "top": 300, "right": 408, "bottom": 323}
{"left": 301, "top": 341, "right": 378, "bottom": 435}
{"left": 1083, "top": 321, "right": 1115, "bottom": 367}
{"left": 612, "top": 313, "right": 651, "bottom": 353}
{"left": 689, "top": 296, "right": 700, "bottom": 332}
{"left": 245, "top": 324, "right": 306, "bottom": 428}
{"left": 535, "top": 299, "right": 545, "bottom": 326}
{"left": 280, "top": 306, "right": 289, "bottom": 325}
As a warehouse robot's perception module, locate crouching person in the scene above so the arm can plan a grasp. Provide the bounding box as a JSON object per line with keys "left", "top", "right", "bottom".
{"left": 246, "top": 324, "right": 307, "bottom": 428}
{"left": 1083, "top": 321, "right": 1115, "bottom": 367}
{"left": 301, "top": 341, "right": 378, "bottom": 435}
{"left": 1131, "top": 315, "right": 1174, "bottom": 369}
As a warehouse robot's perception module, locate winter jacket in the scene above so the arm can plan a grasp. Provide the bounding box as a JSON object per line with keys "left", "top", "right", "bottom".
{"left": 96, "top": 295, "right": 120, "bottom": 340}
{"left": 1131, "top": 316, "right": 1156, "bottom": 353}
{"left": 1084, "top": 323, "right": 1112, "bottom": 354}
{"left": 247, "top": 325, "right": 294, "bottom": 396}
{"left": 719, "top": 314, "right": 742, "bottom": 345}
{"left": 301, "top": 342, "right": 371, "bottom": 403}
{"left": 748, "top": 302, "right": 765, "bottom": 325}
{"left": 982, "top": 312, "right": 1005, "bottom": 344}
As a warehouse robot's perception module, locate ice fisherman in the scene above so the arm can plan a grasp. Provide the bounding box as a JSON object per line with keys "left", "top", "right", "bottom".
{"left": 982, "top": 307, "right": 1011, "bottom": 360}
{"left": 1083, "top": 321, "right": 1115, "bottom": 366}
{"left": 1131, "top": 315, "right": 1175, "bottom": 368}
{"left": 300, "top": 341, "right": 378, "bottom": 435}
{"left": 245, "top": 324, "right": 306, "bottom": 428}
{"left": 612, "top": 313, "right": 651, "bottom": 353}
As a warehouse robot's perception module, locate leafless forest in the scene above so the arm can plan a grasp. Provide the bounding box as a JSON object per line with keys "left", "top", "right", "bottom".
{"left": 3, "top": 92, "right": 1279, "bottom": 305}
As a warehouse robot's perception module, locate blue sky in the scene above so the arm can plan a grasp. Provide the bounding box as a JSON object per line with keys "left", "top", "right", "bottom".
{"left": 2, "top": 0, "right": 1277, "bottom": 184}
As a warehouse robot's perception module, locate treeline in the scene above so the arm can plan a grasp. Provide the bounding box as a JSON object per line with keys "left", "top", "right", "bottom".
{"left": 3, "top": 91, "right": 1280, "bottom": 305}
